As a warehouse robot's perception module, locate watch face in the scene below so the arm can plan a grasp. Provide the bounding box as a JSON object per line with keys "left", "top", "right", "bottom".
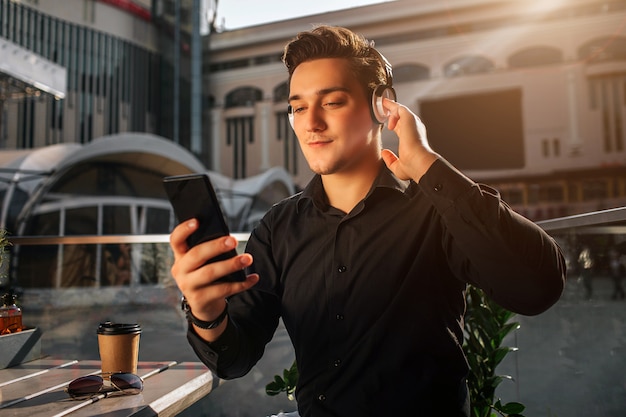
{"left": 181, "top": 297, "right": 229, "bottom": 329}
{"left": 181, "top": 296, "right": 190, "bottom": 312}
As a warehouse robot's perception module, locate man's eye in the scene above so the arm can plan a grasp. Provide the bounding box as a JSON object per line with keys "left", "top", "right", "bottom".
{"left": 324, "top": 101, "right": 343, "bottom": 107}
{"left": 293, "top": 106, "right": 305, "bottom": 114}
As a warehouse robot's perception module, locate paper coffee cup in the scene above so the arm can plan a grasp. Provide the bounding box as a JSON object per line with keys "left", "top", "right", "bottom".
{"left": 97, "top": 322, "right": 141, "bottom": 375}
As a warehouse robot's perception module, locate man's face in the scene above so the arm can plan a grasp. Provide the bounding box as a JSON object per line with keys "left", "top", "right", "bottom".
{"left": 288, "top": 58, "right": 379, "bottom": 176}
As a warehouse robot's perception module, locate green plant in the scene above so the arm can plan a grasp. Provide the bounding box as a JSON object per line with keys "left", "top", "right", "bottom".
{"left": 463, "top": 285, "right": 525, "bottom": 417}
{"left": 0, "top": 228, "right": 11, "bottom": 254}
{"left": 266, "top": 285, "right": 526, "bottom": 417}
{"left": 266, "top": 358, "right": 298, "bottom": 400}
{"left": 0, "top": 228, "right": 11, "bottom": 281}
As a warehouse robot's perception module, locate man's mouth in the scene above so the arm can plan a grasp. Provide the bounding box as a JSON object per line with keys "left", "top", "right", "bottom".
{"left": 306, "top": 136, "right": 333, "bottom": 146}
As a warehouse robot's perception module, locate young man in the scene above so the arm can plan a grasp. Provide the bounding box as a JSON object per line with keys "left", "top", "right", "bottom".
{"left": 169, "top": 25, "right": 566, "bottom": 417}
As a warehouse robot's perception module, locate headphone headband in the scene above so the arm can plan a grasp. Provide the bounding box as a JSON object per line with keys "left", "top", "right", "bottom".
{"left": 368, "top": 45, "right": 394, "bottom": 88}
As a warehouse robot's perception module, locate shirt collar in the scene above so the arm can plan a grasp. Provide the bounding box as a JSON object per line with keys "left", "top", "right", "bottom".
{"left": 296, "top": 161, "right": 412, "bottom": 213}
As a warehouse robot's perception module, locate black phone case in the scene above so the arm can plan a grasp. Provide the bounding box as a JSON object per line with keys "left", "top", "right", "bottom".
{"left": 163, "top": 173, "right": 246, "bottom": 283}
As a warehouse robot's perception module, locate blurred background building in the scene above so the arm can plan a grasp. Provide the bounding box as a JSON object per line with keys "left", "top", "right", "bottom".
{"left": 0, "top": 0, "right": 624, "bottom": 287}
{"left": 0, "top": 0, "right": 623, "bottom": 286}
{"left": 204, "top": 0, "right": 626, "bottom": 220}
{"left": 1, "top": 0, "right": 625, "bottom": 237}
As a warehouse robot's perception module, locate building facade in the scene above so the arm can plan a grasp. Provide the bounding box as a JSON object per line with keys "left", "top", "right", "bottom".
{"left": 1, "top": 0, "right": 174, "bottom": 146}
{"left": 204, "top": 0, "right": 626, "bottom": 220}
{"left": 2, "top": 0, "right": 625, "bottom": 223}
{"left": 0, "top": 0, "right": 294, "bottom": 290}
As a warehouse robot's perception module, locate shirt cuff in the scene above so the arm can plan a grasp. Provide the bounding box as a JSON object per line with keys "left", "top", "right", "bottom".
{"left": 418, "top": 158, "right": 475, "bottom": 207}
{"left": 186, "top": 318, "right": 239, "bottom": 373}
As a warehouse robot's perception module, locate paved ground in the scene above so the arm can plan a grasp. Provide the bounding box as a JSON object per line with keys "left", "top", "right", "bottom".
{"left": 496, "top": 275, "right": 626, "bottom": 417}
{"left": 18, "top": 274, "right": 626, "bottom": 417}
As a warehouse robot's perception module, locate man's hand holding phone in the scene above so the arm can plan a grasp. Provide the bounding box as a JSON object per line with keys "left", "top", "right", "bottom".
{"left": 169, "top": 218, "right": 259, "bottom": 341}
{"left": 164, "top": 173, "right": 259, "bottom": 340}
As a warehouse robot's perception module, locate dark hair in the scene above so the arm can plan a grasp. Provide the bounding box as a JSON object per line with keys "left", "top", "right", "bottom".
{"left": 282, "top": 25, "right": 387, "bottom": 98}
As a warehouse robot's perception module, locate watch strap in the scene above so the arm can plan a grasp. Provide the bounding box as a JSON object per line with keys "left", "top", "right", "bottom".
{"left": 181, "top": 296, "right": 228, "bottom": 329}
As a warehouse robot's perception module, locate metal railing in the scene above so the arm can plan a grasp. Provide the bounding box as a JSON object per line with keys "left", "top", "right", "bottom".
{"left": 7, "top": 204, "right": 626, "bottom": 293}
{"left": 537, "top": 206, "right": 626, "bottom": 232}
{"left": 3, "top": 233, "right": 250, "bottom": 299}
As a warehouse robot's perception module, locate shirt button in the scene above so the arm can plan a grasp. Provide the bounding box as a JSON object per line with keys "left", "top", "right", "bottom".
{"left": 338, "top": 265, "right": 347, "bottom": 273}
{"left": 334, "top": 359, "right": 341, "bottom": 367}
{"left": 433, "top": 183, "right": 443, "bottom": 192}
{"left": 336, "top": 314, "right": 344, "bottom": 320}
{"left": 318, "top": 394, "right": 326, "bottom": 402}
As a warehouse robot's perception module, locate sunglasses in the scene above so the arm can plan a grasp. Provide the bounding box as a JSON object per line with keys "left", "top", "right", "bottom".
{"left": 65, "top": 373, "right": 143, "bottom": 399}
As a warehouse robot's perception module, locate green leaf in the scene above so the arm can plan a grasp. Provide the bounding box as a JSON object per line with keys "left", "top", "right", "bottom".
{"left": 265, "top": 381, "right": 283, "bottom": 396}
{"left": 499, "top": 401, "right": 525, "bottom": 414}
{"left": 491, "top": 346, "right": 514, "bottom": 367}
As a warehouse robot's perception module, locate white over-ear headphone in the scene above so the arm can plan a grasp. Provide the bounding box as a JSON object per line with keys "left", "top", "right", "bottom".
{"left": 369, "top": 47, "right": 396, "bottom": 124}
{"left": 287, "top": 46, "right": 396, "bottom": 129}
{"left": 288, "top": 104, "right": 295, "bottom": 129}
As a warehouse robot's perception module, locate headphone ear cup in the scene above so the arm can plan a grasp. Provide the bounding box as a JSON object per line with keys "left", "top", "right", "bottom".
{"left": 287, "top": 105, "right": 295, "bottom": 130}
{"left": 371, "top": 85, "right": 397, "bottom": 124}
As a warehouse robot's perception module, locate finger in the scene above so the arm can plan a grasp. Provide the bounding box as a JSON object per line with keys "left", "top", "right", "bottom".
{"left": 184, "top": 270, "right": 259, "bottom": 304}
{"left": 381, "top": 149, "right": 398, "bottom": 169}
{"left": 169, "top": 218, "right": 196, "bottom": 258}
{"left": 382, "top": 96, "right": 399, "bottom": 113}
{"left": 194, "top": 250, "right": 253, "bottom": 288}
{"left": 382, "top": 98, "right": 401, "bottom": 128}
{"left": 172, "top": 236, "right": 244, "bottom": 285}
{"left": 207, "top": 272, "right": 260, "bottom": 299}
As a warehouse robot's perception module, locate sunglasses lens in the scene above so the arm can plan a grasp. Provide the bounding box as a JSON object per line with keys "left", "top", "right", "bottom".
{"left": 111, "top": 373, "right": 143, "bottom": 394}
{"left": 67, "top": 375, "right": 103, "bottom": 397}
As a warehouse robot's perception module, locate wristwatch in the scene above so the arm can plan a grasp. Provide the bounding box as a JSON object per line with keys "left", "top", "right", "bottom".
{"left": 181, "top": 296, "right": 228, "bottom": 329}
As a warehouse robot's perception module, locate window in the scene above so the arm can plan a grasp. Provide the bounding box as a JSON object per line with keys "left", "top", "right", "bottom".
{"left": 582, "top": 179, "right": 609, "bottom": 201}
{"left": 224, "top": 87, "right": 263, "bottom": 178}
{"left": 589, "top": 74, "right": 626, "bottom": 152}
{"left": 443, "top": 55, "right": 495, "bottom": 77}
{"left": 508, "top": 46, "right": 563, "bottom": 68}
{"left": 539, "top": 184, "right": 565, "bottom": 203}
{"left": 273, "top": 82, "right": 299, "bottom": 175}
{"left": 394, "top": 63, "right": 431, "bottom": 83}
{"left": 226, "top": 116, "right": 254, "bottom": 179}
{"left": 542, "top": 138, "right": 561, "bottom": 157}
{"left": 225, "top": 86, "right": 262, "bottom": 108}
{"left": 553, "top": 138, "right": 561, "bottom": 157}
{"left": 501, "top": 188, "right": 525, "bottom": 205}
{"left": 579, "top": 36, "right": 626, "bottom": 63}
{"left": 273, "top": 82, "right": 289, "bottom": 103}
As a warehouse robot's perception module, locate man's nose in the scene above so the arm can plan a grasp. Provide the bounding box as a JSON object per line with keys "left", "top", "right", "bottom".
{"left": 304, "top": 107, "right": 326, "bottom": 131}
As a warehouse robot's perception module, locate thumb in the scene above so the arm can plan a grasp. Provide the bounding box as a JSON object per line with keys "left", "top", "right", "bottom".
{"left": 381, "top": 149, "right": 398, "bottom": 168}
{"left": 381, "top": 149, "right": 404, "bottom": 178}
{"left": 382, "top": 149, "right": 412, "bottom": 180}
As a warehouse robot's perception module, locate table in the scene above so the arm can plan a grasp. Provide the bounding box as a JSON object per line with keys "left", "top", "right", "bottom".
{"left": 0, "top": 358, "right": 219, "bottom": 416}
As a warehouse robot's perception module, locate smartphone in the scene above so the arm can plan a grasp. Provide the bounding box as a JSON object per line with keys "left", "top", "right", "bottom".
{"left": 163, "top": 173, "right": 246, "bottom": 283}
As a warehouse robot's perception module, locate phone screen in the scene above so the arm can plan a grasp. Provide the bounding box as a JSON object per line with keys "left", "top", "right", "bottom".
{"left": 163, "top": 173, "right": 246, "bottom": 283}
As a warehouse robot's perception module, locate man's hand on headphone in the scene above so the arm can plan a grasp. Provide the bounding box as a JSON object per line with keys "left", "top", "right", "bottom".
{"left": 381, "top": 98, "right": 439, "bottom": 182}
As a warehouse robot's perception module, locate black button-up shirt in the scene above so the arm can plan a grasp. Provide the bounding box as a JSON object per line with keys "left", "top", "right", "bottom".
{"left": 188, "top": 158, "right": 565, "bottom": 417}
